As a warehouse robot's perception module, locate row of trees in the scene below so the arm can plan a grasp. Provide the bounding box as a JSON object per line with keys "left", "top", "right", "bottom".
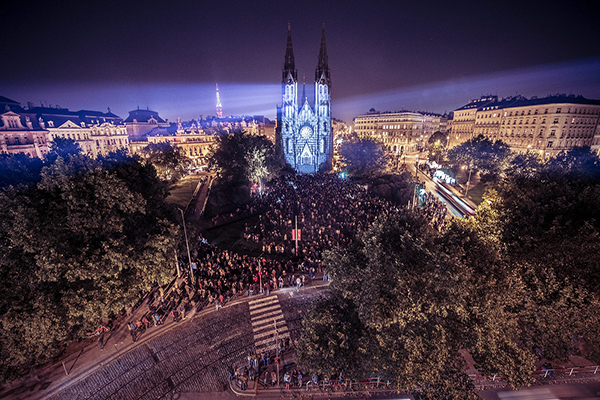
{"left": 297, "top": 147, "right": 600, "bottom": 399}
{"left": 0, "top": 140, "right": 181, "bottom": 382}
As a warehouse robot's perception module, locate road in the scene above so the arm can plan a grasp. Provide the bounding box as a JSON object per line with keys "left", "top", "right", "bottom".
{"left": 3, "top": 280, "right": 328, "bottom": 400}
{"left": 400, "top": 151, "right": 475, "bottom": 217}
{"left": 479, "top": 381, "right": 600, "bottom": 399}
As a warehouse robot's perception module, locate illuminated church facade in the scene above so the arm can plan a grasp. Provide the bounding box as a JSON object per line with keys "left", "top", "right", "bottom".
{"left": 277, "top": 24, "right": 333, "bottom": 173}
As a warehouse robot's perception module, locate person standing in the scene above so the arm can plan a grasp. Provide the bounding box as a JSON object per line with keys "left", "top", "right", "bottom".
{"left": 284, "top": 371, "right": 291, "bottom": 389}
{"left": 271, "top": 371, "right": 277, "bottom": 387}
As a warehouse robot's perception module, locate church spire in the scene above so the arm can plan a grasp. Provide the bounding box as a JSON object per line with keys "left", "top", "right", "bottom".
{"left": 315, "top": 22, "right": 331, "bottom": 85}
{"left": 283, "top": 22, "right": 297, "bottom": 83}
{"left": 302, "top": 76, "right": 307, "bottom": 105}
{"left": 216, "top": 83, "right": 223, "bottom": 118}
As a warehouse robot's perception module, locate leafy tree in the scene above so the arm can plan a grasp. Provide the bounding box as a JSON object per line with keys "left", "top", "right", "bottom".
{"left": 296, "top": 294, "right": 366, "bottom": 380}
{"left": 339, "top": 138, "right": 386, "bottom": 177}
{"left": 298, "top": 210, "right": 480, "bottom": 397}
{"left": 297, "top": 184, "right": 600, "bottom": 397}
{"left": 207, "top": 131, "right": 281, "bottom": 207}
{"left": 244, "top": 135, "right": 280, "bottom": 185}
{"left": 367, "top": 172, "right": 415, "bottom": 206}
{"left": 47, "top": 137, "right": 82, "bottom": 162}
{"left": 447, "top": 134, "right": 511, "bottom": 182}
{"left": 492, "top": 147, "right": 600, "bottom": 293}
{"left": 141, "top": 142, "right": 191, "bottom": 183}
{"left": 427, "top": 131, "right": 447, "bottom": 164}
{"left": 0, "top": 152, "right": 178, "bottom": 382}
{"left": 0, "top": 153, "right": 43, "bottom": 189}
{"left": 427, "top": 131, "right": 447, "bottom": 147}
{"left": 504, "top": 151, "right": 543, "bottom": 178}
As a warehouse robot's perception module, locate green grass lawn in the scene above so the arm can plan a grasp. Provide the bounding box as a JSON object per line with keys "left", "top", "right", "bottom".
{"left": 165, "top": 175, "right": 202, "bottom": 209}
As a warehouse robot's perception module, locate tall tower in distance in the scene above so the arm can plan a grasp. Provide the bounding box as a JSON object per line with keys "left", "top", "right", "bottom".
{"left": 278, "top": 23, "right": 332, "bottom": 173}
{"left": 216, "top": 83, "right": 223, "bottom": 118}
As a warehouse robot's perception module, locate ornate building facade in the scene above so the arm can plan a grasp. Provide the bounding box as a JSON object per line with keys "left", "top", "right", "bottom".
{"left": 0, "top": 96, "right": 49, "bottom": 158}
{"left": 1, "top": 96, "right": 128, "bottom": 159}
{"left": 352, "top": 110, "right": 448, "bottom": 153}
{"left": 128, "top": 120, "right": 215, "bottom": 168}
{"left": 452, "top": 94, "right": 600, "bottom": 157}
{"left": 277, "top": 24, "right": 333, "bottom": 173}
{"left": 124, "top": 107, "right": 170, "bottom": 141}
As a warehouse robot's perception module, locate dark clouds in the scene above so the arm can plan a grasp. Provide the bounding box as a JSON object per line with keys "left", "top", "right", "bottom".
{"left": 1, "top": 0, "right": 598, "bottom": 122}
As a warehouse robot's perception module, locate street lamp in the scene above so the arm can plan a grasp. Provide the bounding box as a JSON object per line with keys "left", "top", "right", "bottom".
{"left": 178, "top": 207, "right": 194, "bottom": 277}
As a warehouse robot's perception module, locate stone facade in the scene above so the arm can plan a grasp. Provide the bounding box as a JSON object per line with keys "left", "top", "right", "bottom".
{"left": 352, "top": 111, "right": 447, "bottom": 153}
{"left": 277, "top": 24, "right": 333, "bottom": 173}
{"left": 452, "top": 94, "right": 600, "bottom": 157}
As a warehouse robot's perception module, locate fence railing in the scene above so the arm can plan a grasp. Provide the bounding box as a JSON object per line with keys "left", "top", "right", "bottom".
{"left": 468, "top": 364, "right": 600, "bottom": 383}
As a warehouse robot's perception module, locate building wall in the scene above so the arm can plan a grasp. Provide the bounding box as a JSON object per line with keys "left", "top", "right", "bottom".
{"left": 352, "top": 111, "right": 447, "bottom": 153}
{"left": 132, "top": 132, "right": 216, "bottom": 167}
{"left": 452, "top": 95, "right": 600, "bottom": 158}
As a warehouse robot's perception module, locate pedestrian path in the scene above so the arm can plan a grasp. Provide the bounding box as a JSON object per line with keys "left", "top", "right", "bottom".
{"left": 249, "top": 295, "right": 289, "bottom": 353}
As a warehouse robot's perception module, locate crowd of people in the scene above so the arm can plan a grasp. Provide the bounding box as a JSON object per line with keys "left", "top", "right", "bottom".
{"left": 166, "top": 173, "right": 450, "bottom": 323}
{"left": 121, "top": 171, "right": 453, "bottom": 395}
{"left": 190, "top": 241, "right": 320, "bottom": 308}
{"left": 242, "top": 174, "right": 401, "bottom": 256}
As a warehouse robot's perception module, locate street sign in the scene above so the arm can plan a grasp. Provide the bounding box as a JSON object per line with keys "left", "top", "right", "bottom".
{"left": 292, "top": 229, "right": 301, "bottom": 241}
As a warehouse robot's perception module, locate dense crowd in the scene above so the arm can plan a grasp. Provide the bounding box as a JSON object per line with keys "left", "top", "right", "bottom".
{"left": 126, "top": 173, "right": 449, "bottom": 346}
{"left": 191, "top": 241, "right": 319, "bottom": 306}
{"left": 243, "top": 174, "right": 398, "bottom": 256}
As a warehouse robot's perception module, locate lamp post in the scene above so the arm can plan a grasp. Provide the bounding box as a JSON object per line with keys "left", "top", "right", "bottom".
{"left": 178, "top": 207, "right": 193, "bottom": 277}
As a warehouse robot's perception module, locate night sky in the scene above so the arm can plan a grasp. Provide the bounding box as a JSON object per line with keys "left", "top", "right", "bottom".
{"left": 1, "top": 0, "right": 599, "bottom": 123}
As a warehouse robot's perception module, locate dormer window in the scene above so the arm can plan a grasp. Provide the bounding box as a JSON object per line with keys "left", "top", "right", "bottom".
{"left": 48, "top": 120, "right": 54, "bottom": 128}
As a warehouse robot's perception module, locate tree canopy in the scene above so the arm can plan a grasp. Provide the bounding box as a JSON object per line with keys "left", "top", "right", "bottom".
{"left": 366, "top": 172, "right": 415, "bottom": 206}
{"left": 447, "top": 135, "right": 512, "bottom": 181}
{"left": 0, "top": 150, "right": 178, "bottom": 382}
{"left": 297, "top": 149, "right": 600, "bottom": 398}
{"left": 140, "top": 142, "right": 191, "bottom": 184}
{"left": 207, "top": 131, "right": 281, "bottom": 207}
{"left": 339, "top": 137, "right": 386, "bottom": 177}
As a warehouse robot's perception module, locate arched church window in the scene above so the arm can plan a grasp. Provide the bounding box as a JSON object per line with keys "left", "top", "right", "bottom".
{"left": 320, "top": 138, "right": 326, "bottom": 153}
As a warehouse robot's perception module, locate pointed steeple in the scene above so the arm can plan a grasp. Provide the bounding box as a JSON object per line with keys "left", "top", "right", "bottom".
{"left": 302, "top": 76, "right": 307, "bottom": 105}
{"left": 315, "top": 22, "right": 331, "bottom": 85}
{"left": 216, "top": 83, "right": 223, "bottom": 118}
{"left": 283, "top": 23, "right": 297, "bottom": 83}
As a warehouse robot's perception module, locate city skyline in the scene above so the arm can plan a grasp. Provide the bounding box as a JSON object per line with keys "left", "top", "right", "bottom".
{"left": 2, "top": 0, "right": 599, "bottom": 123}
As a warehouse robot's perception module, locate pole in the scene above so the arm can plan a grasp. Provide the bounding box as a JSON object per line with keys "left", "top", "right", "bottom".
{"left": 62, "top": 361, "right": 69, "bottom": 376}
{"left": 465, "top": 167, "right": 472, "bottom": 197}
{"left": 179, "top": 208, "right": 193, "bottom": 277}
{"left": 174, "top": 250, "right": 180, "bottom": 278}
{"left": 294, "top": 215, "right": 298, "bottom": 255}
{"left": 412, "top": 182, "right": 417, "bottom": 209}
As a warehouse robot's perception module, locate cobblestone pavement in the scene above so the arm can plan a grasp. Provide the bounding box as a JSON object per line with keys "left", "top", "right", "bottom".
{"left": 40, "top": 283, "right": 329, "bottom": 400}
{"left": 48, "top": 303, "right": 254, "bottom": 400}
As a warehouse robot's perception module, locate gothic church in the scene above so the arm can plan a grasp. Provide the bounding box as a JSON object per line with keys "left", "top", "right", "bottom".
{"left": 277, "top": 24, "right": 332, "bottom": 173}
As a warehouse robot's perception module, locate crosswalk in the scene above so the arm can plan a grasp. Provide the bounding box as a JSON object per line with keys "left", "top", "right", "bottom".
{"left": 249, "top": 295, "right": 290, "bottom": 353}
